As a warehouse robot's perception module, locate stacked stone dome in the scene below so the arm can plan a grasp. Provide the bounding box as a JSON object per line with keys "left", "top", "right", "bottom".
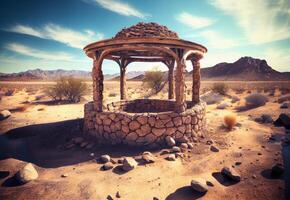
{"left": 114, "top": 22, "right": 179, "bottom": 39}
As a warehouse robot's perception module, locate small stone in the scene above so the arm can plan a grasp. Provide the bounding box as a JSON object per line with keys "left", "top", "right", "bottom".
{"left": 107, "top": 195, "right": 114, "bottom": 200}
{"left": 61, "top": 173, "right": 68, "bottom": 178}
{"left": 171, "top": 146, "right": 181, "bottom": 153}
{"left": 206, "top": 139, "right": 214, "bottom": 145}
{"left": 0, "top": 110, "right": 11, "bottom": 120}
{"left": 252, "top": 174, "right": 257, "bottom": 179}
{"left": 100, "top": 155, "right": 111, "bottom": 163}
{"left": 160, "top": 149, "right": 170, "bottom": 155}
{"left": 175, "top": 152, "right": 183, "bottom": 158}
{"left": 165, "top": 136, "right": 176, "bottom": 147}
{"left": 16, "top": 163, "right": 38, "bottom": 184}
{"left": 221, "top": 167, "right": 241, "bottom": 182}
{"left": 271, "top": 163, "right": 284, "bottom": 177}
{"left": 166, "top": 154, "right": 175, "bottom": 161}
{"left": 122, "top": 157, "right": 138, "bottom": 171}
{"left": 235, "top": 161, "right": 242, "bottom": 166}
{"left": 103, "top": 162, "right": 114, "bottom": 170}
{"left": 116, "top": 191, "right": 121, "bottom": 198}
{"left": 142, "top": 154, "right": 155, "bottom": 163}
{"left": 210, "top": 145, "right": 219, "bottom": 152}
{"left": 187, "top": 143, "right": 194, "bottom": 149}
{"left": 190, "top": 178, "right": 208, "bottom": 193}
{"left": 153, "top": 197, "right": 159, "bottom": 200}
{"left": 180, "top": 143, "right": 188, "bottom": 149}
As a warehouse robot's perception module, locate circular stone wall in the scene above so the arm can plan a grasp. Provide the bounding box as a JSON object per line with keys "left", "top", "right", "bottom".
{"left": 83, "top": 99, "right": 206, "bottom": 146}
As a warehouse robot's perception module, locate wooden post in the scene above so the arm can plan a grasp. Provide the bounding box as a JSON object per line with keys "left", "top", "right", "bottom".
{"left": 92, "top": 51, "right": 104, "bottom": 112}
{"left": 191, "top": 54, "right": 202, "bottom": 104}
{"left": 163, "top": 59, "right": 175, "bottom": 99}
{"left": 117, "top": 58, "right": 130, "bottom": 100}
{"left": 174, "top": 49, "right": 186, "bottom": 113}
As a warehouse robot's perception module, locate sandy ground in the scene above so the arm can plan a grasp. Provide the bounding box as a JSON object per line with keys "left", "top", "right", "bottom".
{"left": 0, "top": 81, "right": 289, "bottom": 200}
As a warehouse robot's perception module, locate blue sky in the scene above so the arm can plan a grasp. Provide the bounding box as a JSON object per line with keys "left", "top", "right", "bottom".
{"left": 0, "top": 0, "right": 290, "bottom": 74}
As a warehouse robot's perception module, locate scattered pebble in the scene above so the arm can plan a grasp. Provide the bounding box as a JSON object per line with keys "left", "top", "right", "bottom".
{"left": 221, "top": 167, "right": 241, "bottom": 182}
{"left": 165, "top": 136, "right": 176, "bottom": 147}
{"left": 16, "top": 163, "right": 38, "bottom": 184}
{"left": 100, "top": 155, "right": 111, "bottom": 163}
{"left": 122, "top": 157, "right": 138, "bottom": 171}
{"left": 103, "top": 162, "right": 114, "bottom": 170}
{"left": 210, "top": 145, "right": 219, "bottom": 152}
{"left": 116, "top": 191, "right": 121, "bottom": 198}
{"left": 166, "top": 154, "right": 176, "bottom": 161}
{"left": 171, "top": 146, "right": 181, "bottom": 153}
{"left": 190, "top": 178, "right": 208, "bottom": 193}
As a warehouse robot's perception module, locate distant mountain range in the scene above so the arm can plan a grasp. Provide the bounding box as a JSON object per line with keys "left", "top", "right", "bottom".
{"left": 0, "top": 57, "right": 289, "bottom": 81}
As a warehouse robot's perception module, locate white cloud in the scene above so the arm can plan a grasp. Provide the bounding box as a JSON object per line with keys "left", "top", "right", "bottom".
{"left": 176, "top": 12, "right": 214, "bottom": 29}
{"left": 199, "top": 30, "right": 238, "bottom": 49}
{"left": 7, "top": 24, "right": 103, "bottom": 49}
{"left": 264, "top": 48, "right": 290, "bottom": 71}
{"left": 6, "top": 43, "right": 73, "bottom": 61}
{"left": 209, "top": 0, "right": 290, "bottom": 44}
{"left": 93, "top": 0, "right": 146, "bottom": 18}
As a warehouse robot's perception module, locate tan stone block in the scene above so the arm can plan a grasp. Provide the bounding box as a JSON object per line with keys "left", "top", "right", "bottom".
{"left": 122, "top": 125, "right": 130, "bottom": 133}
{"left": 148, "top": 117, "right": 155, "bottom": 126}
{"left": 152, "top": 128, "right": 166, "bottom": 137}
{"left": 191, "top": 116, "right": 198, "bottom": 124}
{"left": 103, "top": 118, "right": 112, "bottom": 126}
{"left": 173, "top": 117, "right": 182, "bottom": 126}
{"left": 165, "top": 121, "right": 174, "bottom": 128}
{"left": 155, "top": 120, "right": 165, "bottom": 128}
{"left": 166, "top": 127, "right": 176, "bottom": 135}
{"left": 136, "top": 115, "right": 148, "bottom": 125}
{"left": 140, "top": 124, "right": 151, "bottom": 135}
{"left": 126, "top": 132, "right": 138, "bottom": 141}
{"left": 104, "top": 125, "right": 111, "bottom": 133}
{"left": 144, "top": 133, "right": 157, "bottom": 143}
{"left": 177, "top": 125, "right": 186, "bottom": 133}
{"left": 129, "top": 120, "right": 141, "bottom": 130}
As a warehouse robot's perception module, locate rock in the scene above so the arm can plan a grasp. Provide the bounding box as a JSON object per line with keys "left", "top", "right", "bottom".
{"left": 153, "top": 197, "right": 159, "bottom": 200}
{"left": 122, "top": 157, "right": 138, "bottom": 171}
{"left": 142, "top": 154, "right": 155, "bottom": 163}
{"left": 190, "top": 178, "right": 208, "bottom": 193}
{"left": 16, "top": 163, "right": 38, "bottom": 184}
{"left": 171, "top": 146, "right": 181, "bottom": 153}
{"left": 166, "top": 154, "right": 175, "bottom": 161}
{"left": 187, "top": 143, "right": 194, "bottom": 149}
{"left": 210, "top": 145, "right": 219, "bottom": 152}
{"left": 206, "top": 139, "right": 214, "bottom": 145}
{"left": 280, "top": 102, "right": 289, "bottom": 109}
{"left": 103, "top": 162, "right": 114, "bottom": 170}
{"left": 271, "top": 163, "right": 284, "bottom": 177}
{"left": 100, "top": 155, "right": 111, "bottom": 163}
{"left": 160, "top": 149, "right": 170, "bottom": 155}
{"left": 165, "top": 136, "right": 176, "bottom": 147}
{"left": 116, "top": 191, "right": 121, "bottom": 198}
{"left": 175, "top": 152, "right": 183, "bottom": 158}
{"left": 107, "top": 195, "right": 114, "bottom": 200}
{"left": 180, "top": 143, "right": 188, "bottom": 149}
{"left": 235, "top": 161, "right": 242, "bottom": 166}
{"left": 129, "top": 121, "right": 140, "bottom": 130}
{"left": 61, "top": 173, "right": 68, "bottom": 178}
{"left": 274, "top": 113, "right": 290, "bottom": 129}
{"left": 217, "top": 102, "right": 231, "bottom": 109}
{"left": 221, "top": 167, "right": 241, "bottom": 182}
{"left": 0, "top": 110, "right": 11, "bottom": 120}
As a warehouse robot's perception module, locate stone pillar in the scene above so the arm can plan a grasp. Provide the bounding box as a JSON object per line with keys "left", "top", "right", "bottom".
{"left": 120, "top": 65, "right": 127, "bottom": 100}
{"left": 175, "top": 51, "right": 186, "bottom": 113}
{"left": 92, "top": 52, "right": 104, "bottom": 112}
{"left": 164, "top": 60, "right": 175, "bottom": 100}
{"left": 191, "top": 54, "right": 202, "bottom": 104}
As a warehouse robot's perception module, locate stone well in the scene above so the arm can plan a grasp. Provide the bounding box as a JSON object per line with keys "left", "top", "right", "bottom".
{"left": 84, "top": 99, "right": 206, "bottom": 146}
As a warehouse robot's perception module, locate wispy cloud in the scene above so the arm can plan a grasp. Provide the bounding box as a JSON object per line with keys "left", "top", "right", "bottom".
{"left": 92, "top": 0, "right": 147, "bottom": 18}
{"left": 7, "top": 24, "right": 103, "bottom": 49}
{"left": 6, "top": 43, "right": 73, "bottom": 61}
{"left": 264, "top": 47, "right": 290, "bottom": 71}
{"left": 199, "top": 30, "right": 239, "bottom": 49}
{"left": 209, "top": 0, "right": 290, "bottom": 44}
{"left": 176, "top": 12, "right": 214, "bottom": 29}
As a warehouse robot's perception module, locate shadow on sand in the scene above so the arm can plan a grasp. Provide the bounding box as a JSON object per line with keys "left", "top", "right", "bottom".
{"left": 165, "top": 186, "right": 206, "bottom": 200}
{"left": 0, "top": 119, "right": 150, "bottom": 169}
{"left": 212, "top": 172, "right": 239, "bottom": 187}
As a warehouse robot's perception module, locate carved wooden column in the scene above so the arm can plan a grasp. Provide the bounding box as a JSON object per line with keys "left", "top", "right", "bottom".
{"left": 116, "top": 58, "right": 130, "bottom": 100}
{"left": 163, "top": 59, "right": 175, "bottom": 99}
{"left": 191, "top": 54, "right": 203, "bottom": 104}
{"left": 92, "top": 51, "right": 104, "bottom": 112}
{"left": 174, "top": 49, "right": 187, "bottom": 113}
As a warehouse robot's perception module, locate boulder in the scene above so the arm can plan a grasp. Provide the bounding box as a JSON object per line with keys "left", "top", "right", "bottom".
{"left": 0, "top": 110, "right": 11, "bottom": 120}
{"left": 221, "top": 167, "right": 241, "bottom": 182}
{"left": 142, "top": 154, "right": 155, "bottom": 163}
{"left": 274, "top": 114, "right": 290, "bottom": 129}
{"left": 210, "top": 145, "right": 219, "bottom": 152}
{"left": 166, "top": 154, "right": 175, "bottom": 161}
{"left": 171, "top": 146, "right": 181, "bottom": 153}
{"left": 16, "top": 163, "right": 38, "bottom": 184}
{"left": 100, "top": 155, "right": 111, "bottom": 163}
{"left": 255, "top": 114, "right": 273, "bottom": 124}
{"left": 122, "top": 157, "right": 138, "bottom": 171}
{"left": 165, "top": 136, "right": 175, "bottom": 147}
{"left": 190, "top": 178, "right": 208, "bottom": 193}
{"left": 103, "top": 162, "right": 114, "bottom": 170}
{"left": 180, "top": 143, "right": 188, "bottom": 149}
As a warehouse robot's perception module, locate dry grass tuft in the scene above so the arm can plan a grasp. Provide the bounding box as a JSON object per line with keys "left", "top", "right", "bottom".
{"left": 224, "top": 114, "right": 237, "bottom": 130}
{"left": 245, "top": 93, "right": 268, "bottom": 108}
{"left": 212, "top": 83, "right": 228, "bottom": 95}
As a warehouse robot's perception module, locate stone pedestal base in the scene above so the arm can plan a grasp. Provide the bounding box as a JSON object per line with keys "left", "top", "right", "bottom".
{"left": 83, "top": 99, "right": 206, "bottom": 146}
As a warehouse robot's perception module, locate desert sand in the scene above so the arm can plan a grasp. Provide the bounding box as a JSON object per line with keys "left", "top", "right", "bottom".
{"left": 0, "top": 81, "right": 289, "bottom": 200}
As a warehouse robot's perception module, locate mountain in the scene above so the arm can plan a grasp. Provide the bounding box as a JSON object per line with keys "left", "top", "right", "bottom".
{"left": 199, "top": 56, "right": 290, "bottom": 81}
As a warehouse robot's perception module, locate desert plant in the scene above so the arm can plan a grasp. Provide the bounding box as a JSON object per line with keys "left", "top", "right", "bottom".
{"left": 46, "top": 76, "right": 87, "bottom": 103}
{"left": 224, "top": 114, "right": 237, "bottom": 130}
{"left": 212, "top": 83, "right": 228, "bottom": 95}
{"left": 108, "top": 92, "right": 117, "bottom": 97}
{"left": 245, "top": 93, "right": 268, "bottom": 108}
{"left": 200, "top": 92, "right": 223, "bottom": 105}
{"left": 142, "top": 68, "right": 164, "bottom": 93}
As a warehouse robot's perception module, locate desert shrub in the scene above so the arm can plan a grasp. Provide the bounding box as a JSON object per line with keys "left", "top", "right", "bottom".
{"left": 245, "top": 93, "right": 268, "bottom": 108}
{"left": 46, "top": 77, "right": 87, "bottom": 103}
{"left": 142, "top": 68, "right": 164, "bottom": 93}
{"left": 201, "top": 92, "right": 223, "bottom": 105}
{"left": 5, "top": 89, "right": 15, "bottom": 96}
{"left": 212, "top": 83, "right": 228, "bottom": 95}
{"left": 224, "top": 114, "right": 237, "bottom": 130}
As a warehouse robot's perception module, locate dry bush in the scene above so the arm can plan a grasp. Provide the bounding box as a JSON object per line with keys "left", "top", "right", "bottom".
{"left": 224, "top": 114, "right": 237, "bottom": 130}
{"left": 201, "top": 92, "right": 223, "bottom": 105}
{"left": 46, "top": 77, "right": 87, "bottom": 103}
{"left": 212, "top": 83, "right": 228, "bottom": 95}
{"left": 142, "top": 68, "right": 164, "bottom": 93}
{"left": 108, "top": 92, "right": 117, "bottom": 97}
{"left": 245, "top": 93, "right": 268, "bottom": 108}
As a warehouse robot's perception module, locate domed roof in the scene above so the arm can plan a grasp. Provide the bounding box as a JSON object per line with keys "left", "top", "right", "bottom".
{"left": 114, "top": 22, "right": 179, "bottom": 39}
